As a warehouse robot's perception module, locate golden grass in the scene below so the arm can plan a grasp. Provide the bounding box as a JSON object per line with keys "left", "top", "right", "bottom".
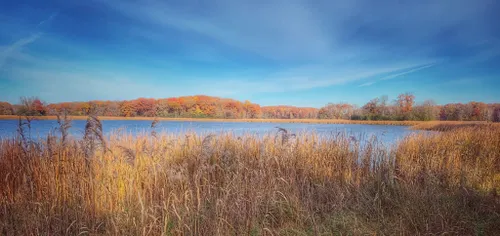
{"left": 411, "top": 120, "right": 500, "bottom": 131}
{"left": 1, "top": 124, "right": 499, "bottom": 235}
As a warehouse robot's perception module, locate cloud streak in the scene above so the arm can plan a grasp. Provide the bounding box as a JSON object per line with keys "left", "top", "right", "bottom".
{"left": 102, "top": 0, "right": 332, "bottom": 61}
{"left": 359, "top": 63, "right": 437, "bottom": 87}
{"left": 100, "top": 0, "right": 498, "bottom": 62}
{"left": 37, "top": 12, "right": 58, "bottom": 27}
{"left": 0, "top": 33, "right": 42, "bottom": 69}
{"left": 2, "top": 57, "right": 432, "bottom": 103}
{"left": 0, "top": 12, "right": 57, "bottom": 70}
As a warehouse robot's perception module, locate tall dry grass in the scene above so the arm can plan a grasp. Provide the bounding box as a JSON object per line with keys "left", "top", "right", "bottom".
{"left": 0, "top": 121, "right": 499, "bottom": 235}
{"left": 411, "top": 120, "right": 500, "bottom": 131}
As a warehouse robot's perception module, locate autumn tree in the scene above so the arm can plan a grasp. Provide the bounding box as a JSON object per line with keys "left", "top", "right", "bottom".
{"left": 134, "top": 98, "right": 156, "bottom": 117}
{"left": 179, "top": 96, "right": 196, "bottom": 116}
{"left": 166, "top": 98, "right": 182, "bottom": 117}
{"left": 439, "top": 103, "right": 486, "bottom": 121}
{"left": 243, "top": 101, "right": 262, "bottom": 118}
{"left": 396, "top": 93, "right": 415, "bottom": 120}
{"left": 120, "top": 101, "right": 137, "bottom": 117}
{"left": 104, "top": 101, "right": 121, "bottom": 116}
{"left": 0, "top": 102, "right": 14, "bottom": 115}
{"left": 440, "top": 104, "right": 454, "bottom": 120}
{"left": 223, "top": 100, "right": 243, "bottom": 118}
{"left": 318, "top": 103, "right": 354, "bottom": 119}
{"left": 493, "top": 105, "right": 500, "bottom": 122}
{"left": 361, "top": 98, "right": 381, "bottom": 120}
{"left": 197, "top": 96, "right": 217, "bottom": 117}
{"left": 155, "top": 99, "right": 170, "bottom": 117}
{"left": 412, "top": 100, "right": 438, "bottom": 121}
{"left": 467, "top": 102, "right": 488, "bottom": 121}
{"left": 262, "top": 106, "right": 318, "bottom": 119}
{"left": 373, "top": 95, "right": 388, "bottom": 117}
{"left": 17, "top": 97, "right": 47, "bottom": 116}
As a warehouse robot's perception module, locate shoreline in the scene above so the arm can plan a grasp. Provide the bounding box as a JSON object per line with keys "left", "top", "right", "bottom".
{"left": 0, "top": 115, "right": 427, "bottom": 126}
{"left": 0, "top": 115, "right": 496, "bottom": 128}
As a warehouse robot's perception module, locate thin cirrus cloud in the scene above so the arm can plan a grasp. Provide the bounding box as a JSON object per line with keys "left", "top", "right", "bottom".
{"left": 0, "top": 33, "right": 42, "bottom": 70}
{"left": 0, "top": 0, "right": 499, "bottom": 104}
{"left": 0, "top": 12, "right": 58, "bottom": 70}
{"left": 358, "top": 63, "right": 438, "bottom": 87}
{"left": 99, "top": 0, "right": 496, "bottom": 59}
{"left": 2, "top": 57, "right": 430, "bottom": 102}
{"left": 103, "top": 0, "right": 333, "bottom": 61}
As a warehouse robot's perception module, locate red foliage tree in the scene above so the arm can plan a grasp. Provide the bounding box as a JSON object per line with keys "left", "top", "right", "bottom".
{"left": 134, "top": 98, "right": 156, "bottom": 117}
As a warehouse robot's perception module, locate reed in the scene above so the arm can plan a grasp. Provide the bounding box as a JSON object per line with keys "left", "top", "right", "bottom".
{"left": 0, "top": 122, "right": 499, "bottom": 235}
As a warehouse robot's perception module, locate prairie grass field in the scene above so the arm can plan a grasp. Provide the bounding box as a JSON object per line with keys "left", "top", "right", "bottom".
{"left": 0, "top": 118, "right": 499, "bottom": 235}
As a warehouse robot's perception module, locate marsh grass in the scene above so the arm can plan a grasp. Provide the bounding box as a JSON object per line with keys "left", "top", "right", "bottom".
{"left": 411, "top": 121, "right": 500, "bottom": 131}
{"left": 56, "top": 110, "right": 72, "bottom": 147}
{"left": 0, "top": 119, "right": 499, "bottom": 235}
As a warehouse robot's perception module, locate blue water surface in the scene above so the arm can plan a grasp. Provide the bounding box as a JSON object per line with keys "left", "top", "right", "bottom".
{"left": 0, "top": 119, "right": 428, "bottom": 145}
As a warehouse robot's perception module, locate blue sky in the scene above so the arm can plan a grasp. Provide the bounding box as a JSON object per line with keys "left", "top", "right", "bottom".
{"left": 0, "top": 0, "right": 499, "bottom": 107}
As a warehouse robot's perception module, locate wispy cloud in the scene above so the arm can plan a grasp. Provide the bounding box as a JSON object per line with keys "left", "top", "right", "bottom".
{"left": 358, "top": 81, "right": 376, "bottom": 87}
{"left": 100, "top": 0, "right": 497, "bottom": 62}
{"left": 0, "top": 33, "right": 42, "bottom": 69}
{"left": 102, "top": 0, "right": 332, "bottom": 61}
{"left": 3, "top": 58, "right": 432, "bottom": 103}
{"left": 0, "top": 13, "right": 57, "bottom": 70}
{"left": 359, "top": 63, "right": 437, "bottom": 87}
{"left": 37, "top": 12, "right": 58, "bottom": 26}
{"left": 181, "top": 61, "right": 438, "bottom": 95}
{"left": 3, "top": 65, "right": 181, "bottom": 102}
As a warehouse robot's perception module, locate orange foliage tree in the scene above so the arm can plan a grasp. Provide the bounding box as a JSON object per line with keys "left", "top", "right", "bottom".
{"left": 397, "top": 93, "right": 415, "bottom": 120}
{"left": 0, "top": 102, "right": 14, "bottom": 115}
{"left": 262, "top": 106, "right": 318, "bottom": 119}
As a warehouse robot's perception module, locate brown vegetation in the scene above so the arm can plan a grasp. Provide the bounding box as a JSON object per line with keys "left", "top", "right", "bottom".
{"left": 1, "top": 118, "right": 499, "bottom": 235}
{"left": 411, "top": 121, "right": 500, "bottom": 131}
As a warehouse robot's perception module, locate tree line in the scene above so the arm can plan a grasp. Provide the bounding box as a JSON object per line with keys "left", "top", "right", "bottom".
{"left": 1, "top": 94, "right": 499, "bottom": 122}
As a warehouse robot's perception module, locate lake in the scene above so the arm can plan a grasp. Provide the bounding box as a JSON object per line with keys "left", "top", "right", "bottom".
{"left": 0, "top": 119, "right": 429, "bottom": 145}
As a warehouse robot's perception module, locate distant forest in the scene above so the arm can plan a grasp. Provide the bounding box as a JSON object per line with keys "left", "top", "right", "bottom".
{"left": 1, "top": 94, "right": 499, "bottom": 122}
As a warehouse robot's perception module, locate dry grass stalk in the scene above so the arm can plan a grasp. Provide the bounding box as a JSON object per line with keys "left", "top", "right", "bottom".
{"left": 56, "top": 109, "right": 72, "bottom": 147}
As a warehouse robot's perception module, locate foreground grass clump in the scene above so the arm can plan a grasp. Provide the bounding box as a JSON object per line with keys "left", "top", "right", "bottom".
{"left": 1, "top": 125, "right": 499, "bottom": 235}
